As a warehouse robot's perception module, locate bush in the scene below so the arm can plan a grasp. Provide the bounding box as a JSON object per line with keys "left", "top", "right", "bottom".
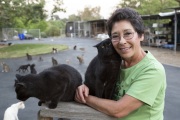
{"left": 45, "top": 25, "right": 60, "bottom": 37}
{"left": 41, "top": 32, "right": 47, "bottom": 38}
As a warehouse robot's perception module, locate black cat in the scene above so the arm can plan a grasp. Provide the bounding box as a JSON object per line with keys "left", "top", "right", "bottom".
{"left": 16, "top": 64, "right": 30, "bottom": 73}
{"left": 84, "top": 38, "right": 122, "bottom": 99}
{"left": 52, "top": 57, "right": 58, "bottom": 66}
{"left": 14, "top": 64, "right": 82, "bottom": 109}
{"left": 26, "top": 53, "right": 32, "bottom": 60}
{"left": 39, "top": 56, "right": 43, "bottom": 61}
{"left": 30, "top": 64, "right": 37, "bottom": 74}
{"left": 73, "top": 45, "right": 77, "bottom": 50}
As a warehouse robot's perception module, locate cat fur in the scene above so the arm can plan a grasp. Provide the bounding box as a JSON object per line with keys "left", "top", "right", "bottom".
{"left": 14, "top": 64, "right": 82, "bottom": 109}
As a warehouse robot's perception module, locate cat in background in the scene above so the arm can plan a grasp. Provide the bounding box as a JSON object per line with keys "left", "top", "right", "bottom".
{"left": 52, "top": 57, "right": 58, "bottom": 66}
{"left": 84, "top": 38, "right": 122, "bottom": 99}
{"left": 39, "top": 56, "right": 43, "bottom": 61}
{"left": 73, "top": 45, "right": 77, "bottom": 50}
{"left": 14, "top": 64, "right": 82, "bottom": 109}
{"left": 30, "top": 64, "right": 37, "bottom": 74}
{"left": 52, "top": 48, "right": 58, "bottom": 53}
{"left": 3, "top": 101, "right": 25, "bottom": 120}
{"left": 77, "top": 54, "right": 84, "bottom": 64}
{"left": 79, "top": 47, "right": 85, "bottom": 51}
{"left": 1, "top": 62, "right": 10, "bottom": 72}
{"left": 16, "top": 64, "right": 30, "bottom": 73}
{"left": 26, "top": 53, "right": 32, "bottom": 60}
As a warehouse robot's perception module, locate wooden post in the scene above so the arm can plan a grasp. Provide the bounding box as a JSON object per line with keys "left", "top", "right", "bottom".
{"left": 38, "top": 110, "right": 53, "bottom": 120}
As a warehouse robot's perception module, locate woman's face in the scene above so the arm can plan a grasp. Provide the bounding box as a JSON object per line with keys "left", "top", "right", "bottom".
{"left": 111, "top": 20, "right": 144, "bottom": 61}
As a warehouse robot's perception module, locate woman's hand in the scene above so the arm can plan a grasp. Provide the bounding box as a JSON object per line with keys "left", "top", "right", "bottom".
{"left": 75, "top": 84, "right": 89, "bottom": 103}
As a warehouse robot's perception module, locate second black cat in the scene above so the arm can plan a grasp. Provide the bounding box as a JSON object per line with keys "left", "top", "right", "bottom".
{"left": 14, "top": 64, "right": 82, "bottom": 109}
{"left": 84, "top": 38, "right": 122, "bottom": 99}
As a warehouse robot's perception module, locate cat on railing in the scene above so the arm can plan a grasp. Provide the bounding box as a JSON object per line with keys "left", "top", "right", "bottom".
{"left": 14, "top": 64, "right": 82, "bottom": 109}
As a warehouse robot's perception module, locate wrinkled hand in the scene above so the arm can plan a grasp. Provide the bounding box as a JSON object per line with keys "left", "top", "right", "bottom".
{"left": 75, "top": 84, "right": 89, "bottom": 103}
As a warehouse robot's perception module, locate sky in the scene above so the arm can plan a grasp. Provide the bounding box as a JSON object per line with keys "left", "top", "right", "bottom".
{"left": 44, "top": 0, "right": 121, "bottom": 19}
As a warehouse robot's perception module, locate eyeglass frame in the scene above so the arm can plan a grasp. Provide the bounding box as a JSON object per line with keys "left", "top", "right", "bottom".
{"left": 111, "top": 31, "right": 136, "bottom": 42}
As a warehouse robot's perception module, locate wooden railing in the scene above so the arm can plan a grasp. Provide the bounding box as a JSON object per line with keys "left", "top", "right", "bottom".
{"left": 38, "top": 102, "right": 117, "bottom": 120}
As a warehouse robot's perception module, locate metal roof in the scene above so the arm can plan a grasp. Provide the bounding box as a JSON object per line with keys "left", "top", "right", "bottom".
{"left": 141, "top": 7, "right": 180, "bottom": 20}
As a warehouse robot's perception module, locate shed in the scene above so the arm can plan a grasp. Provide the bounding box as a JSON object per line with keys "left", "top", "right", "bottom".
{"left": 65, "top": 19, "right": 108, "bottom": 38}
{"left": 141, "top": 7, "right": 180, "bottom": 51}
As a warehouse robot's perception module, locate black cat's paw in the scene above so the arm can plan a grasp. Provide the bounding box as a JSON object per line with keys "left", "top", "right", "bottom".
{"left": 48, "top": 102, "right": 57, "bottom": 109}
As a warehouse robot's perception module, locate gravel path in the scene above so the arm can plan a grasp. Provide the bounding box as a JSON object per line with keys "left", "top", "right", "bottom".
{"left": 142, "top": 46, "right": 180, "bottom": 67}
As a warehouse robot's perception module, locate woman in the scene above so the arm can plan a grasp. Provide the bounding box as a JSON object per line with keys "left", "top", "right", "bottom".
{"left": 75, "top": 7, "right": 166, "bottom": 120}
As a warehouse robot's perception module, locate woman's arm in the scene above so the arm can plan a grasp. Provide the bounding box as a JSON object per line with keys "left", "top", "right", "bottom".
{"left": 75, "top": 84, "right": 143, "bottom": 118}
{"left": 85, "top": 94, "right": 143, "bottom": 118}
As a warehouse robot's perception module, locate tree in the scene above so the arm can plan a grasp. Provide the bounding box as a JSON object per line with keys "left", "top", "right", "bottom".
{"left": 68, "top": 14, "right": 81, "bottom": 21}
{"left": 22, "top": 1, "right": 47, "bottom": 26}
{"left": 0, "top": 0, "right": 47, "bottom": 28}
{"left": 175, "top": 0, "right": 180, "bottom": 6}
{"left": 117, "top": 0, "right": 179, "bottom": 15}
{"left": 0, "top": 0, "right": 19, "bottom": 28}
{"left": 0, "top": 0, "right": 66, "bottom": 29}
{"left": 50, "top": 0, "right": 66, "bottom": 20}
{"left": 118, "top": 0, "right": 141, "bottom": 9}
{"left": 78, "top": 6, "right": 102, "bottom": 21}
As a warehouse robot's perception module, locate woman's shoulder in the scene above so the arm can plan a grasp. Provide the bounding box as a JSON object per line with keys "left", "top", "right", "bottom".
{"left": 141, "top": 51, "right": 165, "bottom": 75}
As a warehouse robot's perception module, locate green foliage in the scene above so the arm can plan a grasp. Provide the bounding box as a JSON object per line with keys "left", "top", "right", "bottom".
{"left": 45, "top": 25, "right": 60, "bottom": 36}
{"left": 117, "top": 0, "right": 179, "bottom": 15}
{"left": 21, "top": 2, "right": 47, "bottom": 26}
{"left": 28, "top": 20, "right": 48, "bottom": 31}
{"left": 48, "top": 20, "right": 65, "bottom": 29}
{"left": 0, "top": 0, "right": 47, "bottom": 29}
{"left": 0, "top": 44, "right": 68, "bottom": 58}
{"left": 68, "top": 14, "right": 81, "bottom": 21}
{"left": 41, "top": 32, "right": 48, "bottom": 38}
{"left": 116, "top": 0, "right": 179, "bottom": 27}
{"left": 13, "top": 18, "right": 25, "bottom": 28}
{"left": 138, "top": 0, "right": 179, "bottom": 15}
{"left": 43, "top": 20, "right": 65, "bottom": 37}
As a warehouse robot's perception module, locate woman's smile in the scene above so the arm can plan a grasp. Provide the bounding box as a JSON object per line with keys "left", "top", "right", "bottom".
{"left": 119, "top": 46, "right": 132, "bottom": 53}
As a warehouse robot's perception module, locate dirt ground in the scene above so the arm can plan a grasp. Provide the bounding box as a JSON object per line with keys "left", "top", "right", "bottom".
{"left": 142, "top": 46, "right": 180, "bottom": 67}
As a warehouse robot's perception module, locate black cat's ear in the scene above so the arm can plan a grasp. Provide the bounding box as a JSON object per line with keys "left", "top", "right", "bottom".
{"left": 16, "top": 74, "right": 22, "bottom": 79}
{"left": 93, "top": 42, "right": 101, "bottom": 48}
{"left": 16, "top": 82, "right": 27, "bottom": 88}
{"left": 93, "top": 44, "right": 98, "bottom": 47}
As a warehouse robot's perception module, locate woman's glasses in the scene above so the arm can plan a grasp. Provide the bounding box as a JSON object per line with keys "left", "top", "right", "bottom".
{"left": 111, "top": 31, "right": 135, "bottom": 42}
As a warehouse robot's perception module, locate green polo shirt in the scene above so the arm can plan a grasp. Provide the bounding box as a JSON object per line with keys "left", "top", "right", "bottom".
{"left": 114, "top": 51, "right": 166, "bottom": 120}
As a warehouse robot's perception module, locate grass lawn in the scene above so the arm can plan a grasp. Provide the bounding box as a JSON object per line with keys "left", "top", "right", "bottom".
{"left": 0, "top": 43, "right": 68, "bottom": 59}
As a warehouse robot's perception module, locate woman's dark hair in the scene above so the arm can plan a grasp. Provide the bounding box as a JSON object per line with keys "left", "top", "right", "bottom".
{"left": 107, "top": 7, "right": 144, "bottom": 38}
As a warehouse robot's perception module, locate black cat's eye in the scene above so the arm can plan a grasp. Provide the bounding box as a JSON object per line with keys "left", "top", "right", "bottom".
{"left": 101, "top": 42, "right": 111, "bottom": 49}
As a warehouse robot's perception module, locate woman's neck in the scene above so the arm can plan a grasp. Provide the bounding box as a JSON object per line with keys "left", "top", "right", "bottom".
{"left": 121, "top": 49, "right": 146, "bottom": 68}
